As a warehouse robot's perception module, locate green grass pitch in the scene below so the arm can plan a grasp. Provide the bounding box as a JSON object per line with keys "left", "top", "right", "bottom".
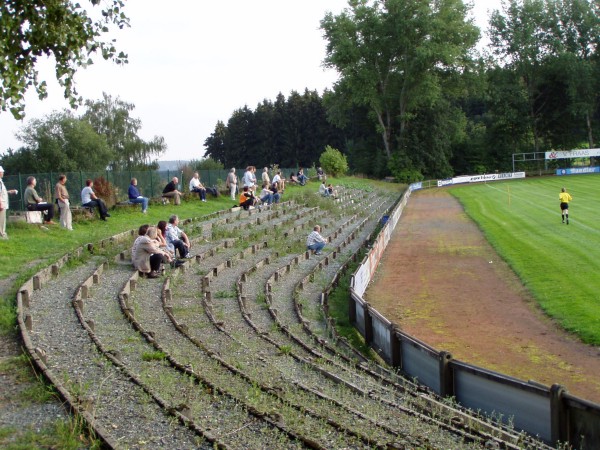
{"left": 450, "top": 174, "right": 600, "bottom": 345}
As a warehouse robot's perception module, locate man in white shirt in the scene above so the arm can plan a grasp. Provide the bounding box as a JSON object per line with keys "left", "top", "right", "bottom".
{"left": 190, "top": 172, "right": 219, "bottom": 201}
{"left": 189, "top": 172, "right": 208, "bottom": 201}
{"left": 272, "top": 170, "right": 285, "bottom": 192}
{"left": 165, "top": 214, "right": 192, "bottom": 259}
{"left": 81, "top": 179, "right": 110, "bottom": 220}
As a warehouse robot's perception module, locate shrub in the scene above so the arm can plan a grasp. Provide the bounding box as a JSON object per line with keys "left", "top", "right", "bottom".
{"left": 319, "top": 146, "right": 348, "bottom": 178}
{"left": 93, "top": 176, "right": 118, "bottom": 207}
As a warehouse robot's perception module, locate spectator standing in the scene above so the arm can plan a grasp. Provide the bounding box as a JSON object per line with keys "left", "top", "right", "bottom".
{"left": 0, "top": 166, "right": 19, "bottom": 238}
{"left": 242, "top": 166, "right": 255, "bottom": 191}
{"left": 306, "top": 225, "right": 326, "bottom": 255}
{"left": 165, "top": 214, "right": 192, "bottom": 259}
{"left": 317, "top": 167, "right": 325, "bottom": 180}
{"left": 24, "top": 176, "right": 55, "bottom": 224}
{"left": 81, "top": 179, "right": 110, "bottom": 220}
{"left": 226, "top": 168, "right": 238, "bottom": 201}
{"left": 55, "top": 174, "right": 73, "bottom": 231}
{"left": 272, "top": 170, "right": 285, "bottom": 192}
{"left": 262, "top": 167, "right": 270, "bottom": 185}
{"left": 128, "top": 178, "right": 149, "bottom": 213}
{"left": 162, "top": 177, "right": 182, "bottom": 205}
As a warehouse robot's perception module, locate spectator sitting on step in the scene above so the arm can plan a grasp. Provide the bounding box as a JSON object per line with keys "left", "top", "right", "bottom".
{"left": 131, "top": 224, "right": 150, "bottom": 261}
{"left": 319, "top": 181, "right": 330, "bottom": 197}
{"left": 289, "top": 172, "right": 299, "bottom": 185}
{"left": 269, "top": 181, "right": 281, "bottom": 204}
{"left": 327, "top": 183, "right": 338, "bottom": 198}
{"left": 189, "top": 171, "right": 208, "bottom": 202}
{"left": 239, "top": 186, "right": 258, "bottom": 210}
{"left": 156, "top": 220, "right": 174, "bottom": 254}
{"left": 162, "top": 177, "right": 182, "bottom": 205}
{"left": 166, "top": 214, "right": 192, "bottom": 259}
{"left": 24, "top": 176, "right": 55, "bottom": 224}
{"left": 189, "top": 172, "right": 219, "bottom": 201}
{"left": 132, "top": 226, "right": 172, "bottom": 278}
{"left": 81, "top": 179, "right": 110, "bottom": 221}
{"left": 260, "top": 182, "right": 275, "bottom": 205}
{"left": 128, "top": 178, "right": 149, "bottom": 214}
{"left": 306, "top": 225, "right": 326, "bottom": 255}
{"left": 272, "top": 170, "right": 285, "bottom": 192}
{"left": 297, "top": 168, "right": 308, "bottom": 186}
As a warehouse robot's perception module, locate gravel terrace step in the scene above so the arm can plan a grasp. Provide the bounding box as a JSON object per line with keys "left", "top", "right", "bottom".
{"left": 25, "top": 260, "right": 204, "bottom": 449}
{"left": 80, "top": 262, "right": 301, "bottom": 449}
{"left": 128, "top": 271, "right": 371, "bottom": 448}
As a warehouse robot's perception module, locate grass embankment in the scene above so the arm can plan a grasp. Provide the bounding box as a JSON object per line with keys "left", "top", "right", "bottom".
{"left": 450, "top": 175, "right": 600, "bottom": 345}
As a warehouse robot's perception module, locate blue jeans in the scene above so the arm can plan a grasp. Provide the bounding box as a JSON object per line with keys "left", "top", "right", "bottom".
{"left": 307, "top": 242, "right": 325, "bottom": 253}
{"left": 191, "top": 187, "right": 206, "bottom": 200}
{"left": 130, "top": 197, "right": 149, "bottom": 212}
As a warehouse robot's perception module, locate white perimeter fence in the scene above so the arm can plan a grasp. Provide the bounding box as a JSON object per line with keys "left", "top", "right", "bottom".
{"left": 349, "top": 175, "right": 600, "bottom": 447}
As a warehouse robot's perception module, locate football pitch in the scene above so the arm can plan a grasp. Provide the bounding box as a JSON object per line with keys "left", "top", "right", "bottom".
{"left": 450, "top": 174, "right": 600, "bottom": 345}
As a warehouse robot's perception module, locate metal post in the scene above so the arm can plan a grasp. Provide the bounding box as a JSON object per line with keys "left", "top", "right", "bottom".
{"left": 363, "top": 302, "right": 373, "bottom": 344}
{"left": 439, "top": 351, "right": 454, "bottom": 398}
{"left": 550, "top": 384, "right": 568, "bottom": 445}
{"left": 390, "top": 325, "right": 402, "bottom": 368}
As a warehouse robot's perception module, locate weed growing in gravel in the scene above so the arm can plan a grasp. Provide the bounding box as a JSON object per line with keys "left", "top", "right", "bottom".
{"left": 256, "top": 293, "right": 268, "bottom": 309}
{"left": 279, "top": 345, "right": 292, "bottom": 355}
{"left": 0, "top": 353, "right": 57, "bottom": 404}
{"left": 0, "top": 416, "right": 102, "bottom": 450}
{"left": 214, "top": 290, "right": 236, "bottom": 299}
{"left": 142, "top": 351, "right": 167, "bottom": 362}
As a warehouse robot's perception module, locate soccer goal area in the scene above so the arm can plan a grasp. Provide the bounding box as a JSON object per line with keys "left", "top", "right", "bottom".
{"left": 513, "top": 149, "right": 600, "bottom": 175}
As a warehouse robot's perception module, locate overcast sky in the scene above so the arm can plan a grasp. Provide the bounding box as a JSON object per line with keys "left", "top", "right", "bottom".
{"left": 0, "top": 0, "right": 502, "bottom": 162}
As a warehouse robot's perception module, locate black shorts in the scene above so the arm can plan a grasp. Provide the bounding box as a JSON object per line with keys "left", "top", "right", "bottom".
{"left": 560, "top": 202, "right": 569, "bottom": 211}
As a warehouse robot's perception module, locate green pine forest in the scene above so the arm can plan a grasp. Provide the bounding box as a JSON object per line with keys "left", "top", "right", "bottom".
{"left": 204, "top": 0, "right": 600, "bottom": 182}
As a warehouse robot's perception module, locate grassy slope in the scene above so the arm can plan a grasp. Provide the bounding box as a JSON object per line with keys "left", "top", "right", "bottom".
{"left": 450, "top": 175, "right": 600, "bottom": 345}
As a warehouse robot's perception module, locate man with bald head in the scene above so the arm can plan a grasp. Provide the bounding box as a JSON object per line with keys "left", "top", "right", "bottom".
{"left": 162, "top": 176, "right": 182, "bottom": 205}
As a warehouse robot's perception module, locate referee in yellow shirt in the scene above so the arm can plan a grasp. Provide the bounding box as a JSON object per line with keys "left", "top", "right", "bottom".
{"left": 559, "top": 187, "right": 573, "bottom": 224}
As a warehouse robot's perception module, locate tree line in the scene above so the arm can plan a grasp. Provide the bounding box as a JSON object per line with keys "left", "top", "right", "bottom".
{"left": 1, "top": 0, "right": 598, "bottom": 181}
{"left": 1, "top": 93, "right": 166, "bottom": 173}
{"left": 205, "top": 0, "right": 600, "bottom": 181}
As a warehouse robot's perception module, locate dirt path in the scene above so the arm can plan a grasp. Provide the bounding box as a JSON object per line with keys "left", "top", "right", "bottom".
{"left": 365, "top": 188, "right": 600, "bottom": 404}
